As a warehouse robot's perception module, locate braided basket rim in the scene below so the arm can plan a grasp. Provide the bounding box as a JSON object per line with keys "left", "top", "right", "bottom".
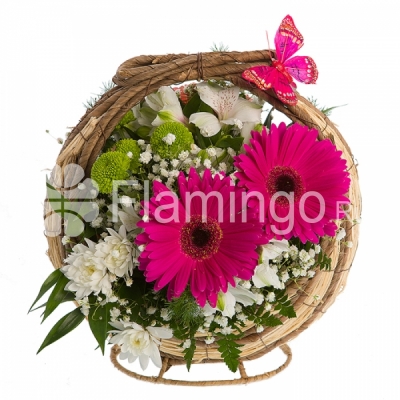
{"left": 44, "top": 49, "right": 361, "bottom": 371}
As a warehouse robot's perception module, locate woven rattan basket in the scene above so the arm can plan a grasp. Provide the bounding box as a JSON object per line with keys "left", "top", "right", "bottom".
{"left": 45, "top": 50, "right": 361, "bottom": 385}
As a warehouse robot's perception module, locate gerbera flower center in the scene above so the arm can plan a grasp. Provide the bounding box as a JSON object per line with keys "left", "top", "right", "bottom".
{"left": 267, "top": 166, "right": 305, "bottom": 205}
{"left": 180, "top": 215, "right": 223, "bottom": 260}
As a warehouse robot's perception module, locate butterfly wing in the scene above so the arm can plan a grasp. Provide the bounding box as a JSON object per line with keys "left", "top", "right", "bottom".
{"left": 242, "top": 65, "right": 278, "bottom": 91}
{"left": 242, "top": 66, "right": 297, "bottom": 105}
{"left": 273, "top": 75, "right": 297, "bottom": 105}
{"left": 284, "top": 56, "right": 318, "bottom": 84}
{"left": 274, "top": 15, "right": 304, "bottom": 63}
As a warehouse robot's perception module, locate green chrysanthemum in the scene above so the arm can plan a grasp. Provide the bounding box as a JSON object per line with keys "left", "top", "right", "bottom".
{"left": 115, "top": 110, "right": 135, "bottom": 131}
{"left": 115, "top": 139, "right": 141, "bottom": 173}
{"left": 150, "top": 122, "right": 194, "bottom": 159}
{"left": 91, "top": 152, "right": 130, "bottom": 194}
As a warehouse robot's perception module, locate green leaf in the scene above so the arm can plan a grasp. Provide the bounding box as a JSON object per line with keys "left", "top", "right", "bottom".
{"left": 28, "top": 269, "right": 62, "bottom": 313}
{"left": 132, "top": 125, "right": 152, "bottom": 140}
{"left": 317, "top": 250, "right": 332, "bottom": 271}
{"left": 263, "top": 107, "right": 274, "bottom": 128}
{"left": 182, "top": 92, "right": 201, "bottom": 118}
{"left": 30, "top": 291, "right": 75, "bottom": 314}
{"left": 274, "top": 293, "right": 296, "bottom": 319}
{"left": 217, "top": 336, "right": 243, "bottom": 373}
{"left": 198, "top": 101, "right": 214, "bottom": 114}
{"left": 193, "top": 127, "right": 208, "bottom": 149}
{"left": 37, "top": 308, "right": 85, "bottom": 354}
{"left": 215, "top": 135, "right": 244, "bottom": 151}
{"left": 41, "top": 273, "right": 72, "bottom": 323}
{"left": 88, "top": 300, "right": 113, "bottom": 355}
{"left": 258, "top": 312, "right": 283, "bottom": 327}
{"left": 183, "top": 339, "right": 196, "bottom": 371}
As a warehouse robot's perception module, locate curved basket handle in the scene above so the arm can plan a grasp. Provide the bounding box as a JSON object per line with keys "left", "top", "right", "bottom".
{"left": 110, "top": 344, "right": 292, "bottom": 386}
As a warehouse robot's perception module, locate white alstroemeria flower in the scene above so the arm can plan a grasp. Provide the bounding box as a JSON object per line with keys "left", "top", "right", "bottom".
{"left": 252, "top": 263, "right": 282, "bottom": 289}
{"left": 189, "top": 82, "right": 262, "bottom": 137}
{"left": 229, "top": 284, "right": 258, "bottom": 306}
{"left": 261, "top": 239, "right": 290, "bottom": 261}
{"left": 202, "top": 284, "right": 257, "bottom": 318}
{"left": 95, "top": 226, "right": 134, "bottom": 278}
{"left": 62, "top": 239, "right": 111, "bottom": 300}
{"left": 109, "top": 321, "right": 173, "bottom": 370}
{"left": 146, "top": 86, "right": 188, "bottom": 126}
{"left": 252, "top": 239, "right": 290, "bottom": 289}
{"left": 132, "top": 101, "right": 157, "bottom": 128}
{"left": 118, "top": 203, "right": 141, "bottom": 232}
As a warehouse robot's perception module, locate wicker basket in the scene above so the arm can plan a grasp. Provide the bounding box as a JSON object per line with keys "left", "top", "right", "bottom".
{"left": 45, "top": 50, "right": 361, "bottom": 385}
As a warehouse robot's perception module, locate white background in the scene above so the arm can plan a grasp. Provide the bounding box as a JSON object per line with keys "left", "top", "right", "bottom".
{"left": 1, "top": 0, "right": 399, "bottom": 398}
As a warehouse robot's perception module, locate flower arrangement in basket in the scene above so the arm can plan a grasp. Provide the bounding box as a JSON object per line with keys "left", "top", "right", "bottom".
{"left": 30, "top": 15, "right": 361, "bottom": 385}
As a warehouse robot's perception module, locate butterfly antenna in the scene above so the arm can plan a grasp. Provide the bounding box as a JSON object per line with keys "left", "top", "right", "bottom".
{"left": 266, "top": 30, "right": 274, "bottom": 61}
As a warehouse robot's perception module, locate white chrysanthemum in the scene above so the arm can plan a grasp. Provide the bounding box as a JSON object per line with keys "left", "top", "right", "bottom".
{"left": 95, "top": 226, "right": 134, "bottom": 278}
{"left": 62, "top": 239, "right": 112, "bottom": 300}
{"left": 109, "top": 321, "right": 173, "bottom": 370}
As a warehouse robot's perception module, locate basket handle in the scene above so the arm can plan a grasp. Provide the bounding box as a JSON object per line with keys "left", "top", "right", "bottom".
{"left": 110, "top": 343, "right": 292, "bottom": 386}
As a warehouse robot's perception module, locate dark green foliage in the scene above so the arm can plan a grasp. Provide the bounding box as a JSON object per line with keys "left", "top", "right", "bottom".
{"left": 168, "top": 290, "right": 203, "bottom": 330}
{"left": 37, "top": 308, "right": 85, "bottom": 354}
{"left": 28, "top": 269, "right": 63, "bottom": 313}
{"left": 274, "top": 291, "right": 296, "bottom": 319}
{"left": 217, "top": 335, "right": 243, "bottom": 373}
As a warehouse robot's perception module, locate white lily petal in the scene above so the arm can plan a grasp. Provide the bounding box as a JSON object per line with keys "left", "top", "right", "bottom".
{"left": 152, "top": 105, "right": 188, "bottom": 126}
{"left": 197, "top": 83, "right": 240, "bottom": 120}
{"left": 189, "top": 112, "right": 221, "bottom": 137}
{"left": 137, "top": 106, "right": 157, "bottom": 126}
{"left": 145, "top": 92, "right": 164, "bottom": 111}
{"left": 228, "top": 284, "right": 258, "bottom": 306}
{"left": 160, "top": 86, "right": 181, "bottom": 104}
{"left": 229, "top": 97, "right": 262, "bottom": 123}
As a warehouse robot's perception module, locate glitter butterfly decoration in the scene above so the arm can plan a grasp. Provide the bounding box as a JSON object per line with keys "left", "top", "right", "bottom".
{"left": 242, "top": 15, "right": 318, "bottom": 105}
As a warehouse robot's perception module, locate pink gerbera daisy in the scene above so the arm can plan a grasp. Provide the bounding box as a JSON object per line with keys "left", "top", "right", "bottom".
{"left": 234, "top": 122, "right": 350, "bottom": 243}
{"left": 136, "top": 168, "right": 264, "bottom": 307}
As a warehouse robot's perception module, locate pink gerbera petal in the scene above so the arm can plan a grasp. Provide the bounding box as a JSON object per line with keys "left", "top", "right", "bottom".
{"left": 234, "top": 122, "right": 350, "bottom": 243}
{"left": 136, "top": 168, "right": 265, "bottom": 305}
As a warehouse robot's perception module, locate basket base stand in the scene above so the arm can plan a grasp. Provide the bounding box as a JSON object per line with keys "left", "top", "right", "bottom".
{"left": 110, "top": 344, "right": 292, "bottom": 386}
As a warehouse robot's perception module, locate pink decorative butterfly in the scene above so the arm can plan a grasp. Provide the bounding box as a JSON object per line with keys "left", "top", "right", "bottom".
{"left": 242, "top": 15, "right": 318, "bottom": 105}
